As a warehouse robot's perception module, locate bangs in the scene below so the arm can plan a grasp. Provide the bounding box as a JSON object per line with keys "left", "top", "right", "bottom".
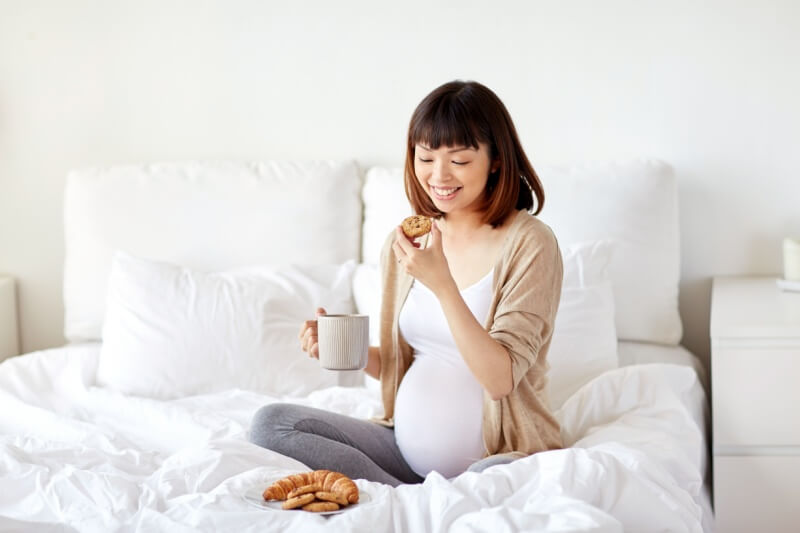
{"left": 410, "top": 95, "right": 488, "bottom": 150}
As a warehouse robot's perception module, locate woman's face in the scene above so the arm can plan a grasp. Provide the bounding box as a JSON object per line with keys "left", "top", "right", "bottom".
{"left": 414, "top": 142, "right": 498, "bottom": 216}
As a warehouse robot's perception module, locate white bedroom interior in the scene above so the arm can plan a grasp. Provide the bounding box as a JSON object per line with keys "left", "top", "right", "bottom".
{"left": 2, "top": 0, "right": 799, "bottom": 367}
{"left": 1, "top": 1, "right": 799, "bottom": 531}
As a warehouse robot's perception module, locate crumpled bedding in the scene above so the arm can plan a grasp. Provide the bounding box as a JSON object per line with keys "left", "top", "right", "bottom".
{"left": 0, "top": 343, "right": 711, "bottom": 532}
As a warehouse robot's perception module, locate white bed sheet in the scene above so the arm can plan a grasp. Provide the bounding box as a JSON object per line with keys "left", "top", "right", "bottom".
{"left": 0, "top": 343, "right": 711, "bottom": 532}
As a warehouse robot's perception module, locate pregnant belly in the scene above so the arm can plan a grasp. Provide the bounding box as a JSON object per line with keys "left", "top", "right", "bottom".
{"left": 394, "top": 356, "right": 486, "bottom": 478}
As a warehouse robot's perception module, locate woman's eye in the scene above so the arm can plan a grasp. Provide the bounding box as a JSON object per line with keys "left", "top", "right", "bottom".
{"left": 417, "top": 157, "right": 432, "bottom": 163}
{"left": 452, "top": 161, "right": 469, "bottom": 166}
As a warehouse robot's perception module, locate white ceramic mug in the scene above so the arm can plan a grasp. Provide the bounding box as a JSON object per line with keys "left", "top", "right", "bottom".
{"left": 317, "top": 314, "right": 369, "bottom": 371}
{"left": 784, "top": 237, "right": 800, "bottom": 281}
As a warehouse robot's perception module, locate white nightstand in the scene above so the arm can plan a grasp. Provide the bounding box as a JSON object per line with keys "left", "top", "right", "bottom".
{"left": 0, "top": 275, "right": 20, "bottom": 362}
{"left": 711, "top": 276, "right": 800, "bottom": 533}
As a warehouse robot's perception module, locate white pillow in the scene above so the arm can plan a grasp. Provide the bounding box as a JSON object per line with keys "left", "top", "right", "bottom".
{"left": 64, "top": 160, "right": 363, "bottom": 343}
{"left": 360, "top": 167, "right": 410, "bottom": 265}
{"left": 351, "top": 241, "right": 618, "bottom": 409}
{"left": 97, "top": 252, "right": 356, "bottom": 399}
{"left": 547, "top": 242, "right": 618, "bottom": 409}
{"left": 537, "top": 160, "right": 680, "bottom": 344}
{"left": 547, "top": 284, "right": 616, "bottom": 409}
{"left": 353, "top": 263, "right": 382, "bottom": 347}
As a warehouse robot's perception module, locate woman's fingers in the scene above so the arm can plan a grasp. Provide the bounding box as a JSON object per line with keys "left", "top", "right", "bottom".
{"left": 308, "top": 309, "right": 325, "bottom": 357}
{"left": 395, "top": 227, "right": 415, "bottom": 251}
{"left": 306, "top": 335, "right": 319, "bottom": 358}
{"left": 393, "top": 227, "right": 424, "bottom": 264}
{"left": 305, "top": 329, "right": 317, "bottom": 351}
{"left": 299, "top": 317, "right": 322, "bottom": 359}
{"left": 393, "top": 230, "right": 412, "bottom": 264}
{"left": 305, "top": 336, "right": 319, "bottom": 358}
{"left": 300, "top": 323, "right": 317, "bottom": 352}
{"left": 298, "top": 319, "right": 316, "bottom": 339}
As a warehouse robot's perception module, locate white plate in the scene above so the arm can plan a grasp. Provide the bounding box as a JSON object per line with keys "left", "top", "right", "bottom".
{"left": 242, "top": 486, "right": 372, "bottom": 515}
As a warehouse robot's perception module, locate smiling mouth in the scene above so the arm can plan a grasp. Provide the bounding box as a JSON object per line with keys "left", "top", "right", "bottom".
{"left": 431, "top": 186, "right": 462, "bottom": 199}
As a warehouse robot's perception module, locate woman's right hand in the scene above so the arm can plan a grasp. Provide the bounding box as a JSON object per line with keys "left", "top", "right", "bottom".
{"left": 298, "top": 307, "right": 327, "bottom": 359}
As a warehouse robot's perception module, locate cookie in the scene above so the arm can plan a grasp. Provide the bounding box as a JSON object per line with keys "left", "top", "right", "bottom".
{"left": 314, "top": 491, "right": 349, "bottom": 506}
{"left": 281, "top": 493, "right": 316, "bottom": 510}
{"left": 401, "top": 215, "right": 432, "bottom": 239}
{"left": 287, "top": 483, "right": 321, "bottom": 499}
{"left": 302, "top": 501, "right": 340, "bottom": 512}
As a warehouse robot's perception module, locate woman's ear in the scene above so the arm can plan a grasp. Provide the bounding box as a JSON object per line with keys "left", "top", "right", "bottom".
{"left": 491, "top": 158, "right": 500, "bottom": 174}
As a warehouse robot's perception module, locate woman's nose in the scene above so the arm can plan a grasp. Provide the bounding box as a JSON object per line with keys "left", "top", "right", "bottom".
{"left": 432, "top": 159, "right": 449, "bottom": 182}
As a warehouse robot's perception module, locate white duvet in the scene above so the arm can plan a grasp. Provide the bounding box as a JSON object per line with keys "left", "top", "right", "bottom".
{"left": 0, "top": 344, "right": 711, "bottom": 533}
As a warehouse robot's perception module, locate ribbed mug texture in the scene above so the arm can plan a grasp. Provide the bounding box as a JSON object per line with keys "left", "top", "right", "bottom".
{"left": 318, "top": 315, "right": 369, "bottom": 370}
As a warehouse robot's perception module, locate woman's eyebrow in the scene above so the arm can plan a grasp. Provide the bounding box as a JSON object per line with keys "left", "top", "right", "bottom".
{"left": 416, "top": 145, "right": 474, "bottom": 153}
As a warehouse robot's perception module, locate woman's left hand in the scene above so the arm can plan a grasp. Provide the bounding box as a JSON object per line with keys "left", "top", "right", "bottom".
{"left": 393, "top": 221, "right": 455, "bottom": 297}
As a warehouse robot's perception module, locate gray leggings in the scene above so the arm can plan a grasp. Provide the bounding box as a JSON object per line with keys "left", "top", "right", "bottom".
{"left": 248, "top": 403, "right": 424, "bottom": 487}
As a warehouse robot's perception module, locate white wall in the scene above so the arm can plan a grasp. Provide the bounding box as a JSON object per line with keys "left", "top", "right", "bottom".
{"left": 2, "top": 0, "right": 799, "bottom": 372}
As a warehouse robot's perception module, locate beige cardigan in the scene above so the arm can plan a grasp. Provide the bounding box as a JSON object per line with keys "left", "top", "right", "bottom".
{"left": 375, "top": 209, "right": 564, "bottom": 457}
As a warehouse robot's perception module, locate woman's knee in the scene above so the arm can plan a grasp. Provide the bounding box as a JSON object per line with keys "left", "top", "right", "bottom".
{"left": 248, "top": 403, "right": 297, "bottom": 449}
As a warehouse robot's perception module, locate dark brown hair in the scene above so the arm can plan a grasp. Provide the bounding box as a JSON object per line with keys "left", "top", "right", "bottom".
{"left": 404, "top": 80, "right": 544, "bottom": 226}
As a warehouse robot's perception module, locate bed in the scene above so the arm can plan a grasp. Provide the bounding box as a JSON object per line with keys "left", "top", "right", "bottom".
{"left": 0, "top": 159, "right": 712, "bottom": 532}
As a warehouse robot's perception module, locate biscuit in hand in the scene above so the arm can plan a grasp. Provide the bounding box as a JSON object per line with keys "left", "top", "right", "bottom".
{"left": 401, "top": 215, "right": 432, "bottom": 239}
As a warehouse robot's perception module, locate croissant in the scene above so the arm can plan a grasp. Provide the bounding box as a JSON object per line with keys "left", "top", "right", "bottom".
{"left": 263, "top": 470, "right": 359, "bottom": 504}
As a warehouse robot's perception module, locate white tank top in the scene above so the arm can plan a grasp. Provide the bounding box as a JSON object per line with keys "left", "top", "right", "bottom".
{"left": 394, "top": 269, "right": 494, "bottom": 478}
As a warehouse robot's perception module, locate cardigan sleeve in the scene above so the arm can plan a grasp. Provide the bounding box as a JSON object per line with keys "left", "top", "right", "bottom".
{"left": 488, "top": 223, "right": 563, "bottom": 390}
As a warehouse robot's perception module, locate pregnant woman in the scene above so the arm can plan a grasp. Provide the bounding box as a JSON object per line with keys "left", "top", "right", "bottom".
{"left": 249, "top": 80, "right": 564, "bottom": 486}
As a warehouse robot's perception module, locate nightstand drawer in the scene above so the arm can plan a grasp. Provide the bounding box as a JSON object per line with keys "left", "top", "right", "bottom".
{"left": 714, "top": 455, "right": 800, "bottom": 533}
{"left": 713, "top": 347, "right": 800, "bottom": 446}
